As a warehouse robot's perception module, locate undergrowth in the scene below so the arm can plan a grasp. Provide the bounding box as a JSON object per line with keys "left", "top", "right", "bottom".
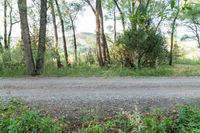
{"left": 1, "top": 64, "right": 200, "bottom": 77}
{"left": 1, "top": 98, "right": 200, "bottom": 133}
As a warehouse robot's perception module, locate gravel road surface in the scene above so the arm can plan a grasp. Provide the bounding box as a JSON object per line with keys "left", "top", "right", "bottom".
{"left": 1, "top": 77, "right": 200, "bottom": 117}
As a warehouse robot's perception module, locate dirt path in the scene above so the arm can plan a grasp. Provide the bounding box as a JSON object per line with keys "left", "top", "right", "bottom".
{"left": 1, "top": 77, "right": 200, "bottom": 117}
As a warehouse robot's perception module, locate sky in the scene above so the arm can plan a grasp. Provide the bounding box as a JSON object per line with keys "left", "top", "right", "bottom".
{"left": 0, "top": 4, "right": 97, "bottom": 37}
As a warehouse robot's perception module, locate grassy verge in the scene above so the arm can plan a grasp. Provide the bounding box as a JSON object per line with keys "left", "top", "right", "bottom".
{"left": 1, "top": 64, "right": 200, "bottom": 77}
{"left": 1, "top": 98, "right": 200, "bottom": 133}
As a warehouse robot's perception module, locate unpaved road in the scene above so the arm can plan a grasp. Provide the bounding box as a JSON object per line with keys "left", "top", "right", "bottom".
{"left": 1, "top": 77, "right": 200, "bottom": 117}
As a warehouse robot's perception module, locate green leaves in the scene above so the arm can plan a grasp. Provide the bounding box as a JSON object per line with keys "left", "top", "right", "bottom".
{"left": 171, "top": 0, "right": 175, "bottom": 9}
{"left": 0, "top": 99, "right": 63, "bottom": 133}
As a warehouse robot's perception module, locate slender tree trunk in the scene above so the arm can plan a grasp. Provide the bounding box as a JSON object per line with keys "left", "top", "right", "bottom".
{"left": 114, "top": 5, "right": 117, "bottom": 42}
{"left": 55, "top": 0, "right": 69, "bottom": 66}
{"left": 4, "top": 0, "right": 8, "bottom": 49}
{"left": 99, "top": 0, "right": 106, "bottom": 64}
{"left": 8, "top": 6, "right": 12, "bottom": 48}
{"left": 18, "top": 0, "right": 36, "bottom": 75}
{"left": 96, "top": 0, "right": 103, "bottom": 66}
{"left": 49, "top": 0, "right": 62, "bottom": 68}
{"left": 169, "top": 0, "right": 180, "bottom": 66}
{"left": 7, "top": 6, "right": 14, "bottom": 61}
{"left": 194, "top": 24, "right": 200, "bottom": 47}
{"left": 113, "top": 0, "right": 125, "bottom": 33}
{"left": 36, "top": 0, "right": 47, "bottom": 73}
{"left": 70, "top": 16, "right": 78, "bottom": 64}
{"left": 99, "top": 0, "right": 110, "bottom": 64}
{"left": 0, "top": 41, "right": 3, "bottom": 53}
{"left": 85, "top": 0, "right": 104, "bottom": 66}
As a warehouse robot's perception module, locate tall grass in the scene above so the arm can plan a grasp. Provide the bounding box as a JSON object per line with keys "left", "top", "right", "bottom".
{"left": 1, "top": 64, "right": 200, "bottom": 77}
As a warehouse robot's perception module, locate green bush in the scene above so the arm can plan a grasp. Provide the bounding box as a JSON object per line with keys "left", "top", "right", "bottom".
{"left": 117, "top": 29, "right": 167, "bottom": 68}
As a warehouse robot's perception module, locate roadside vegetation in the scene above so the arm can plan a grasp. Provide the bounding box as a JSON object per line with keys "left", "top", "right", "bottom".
{"left": 1, "top": 63, "right": 200, "bottom": 77}
{"left": 1, "top": 98, "right": 200, "bottom": 133}
{"left": 0, "top": 0, "right": 199, "bottom": 77}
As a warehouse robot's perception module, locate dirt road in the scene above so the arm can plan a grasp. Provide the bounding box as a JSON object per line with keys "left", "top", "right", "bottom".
{"left": 1, "top": 77, "right": 200, "bottom": 117}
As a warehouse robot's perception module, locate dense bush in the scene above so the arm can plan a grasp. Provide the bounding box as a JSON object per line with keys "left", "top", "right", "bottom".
{"left": 115, "top": 29, "right": 167, "bottom": 68}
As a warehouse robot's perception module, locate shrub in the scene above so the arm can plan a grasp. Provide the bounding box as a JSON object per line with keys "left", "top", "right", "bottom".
{"left": 116, "top": 28, "right": 167, "bottom": 68}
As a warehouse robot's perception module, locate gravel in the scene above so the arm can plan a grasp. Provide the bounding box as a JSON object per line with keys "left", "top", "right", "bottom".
{"left": 0, "top": 77, "right": 200, "bottom": 117}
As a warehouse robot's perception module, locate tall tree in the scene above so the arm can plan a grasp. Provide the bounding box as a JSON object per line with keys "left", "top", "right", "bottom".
{"left": 7, "top": 1, "right": 20, "bottom": 58}
{"left": 104, "top": 0, "right": 117, "bottom": 42}
{"left": 169, "top": 0, "right": 180, "bottom": 66}
{"left": 55, "top": 0, "right": 69, "bottom": 66}
{"left": 84, "top": 0, "right": 103, "bottom": 66}
{"left": 18, "top": 0, "right": 36, "bottom": 75}
{"left": 84, "top": 0, "right": 110, "bottom": 66}
{"left": 113, "top": 5, "right": 117, "bottom": 42}
{"left": 181, "top": 3, "right": 200, "bottom": 47}
{"left": 36, "top": 0, "right": 48, "bottom": 73}
{"left": 4, "top": 0, "right": 8, "bottom": 49}
{"left": 95, "top": 0, "right": 104, "bottom": 66}
{"left": 113, "top": 0, "right": 125, "bottom": 33}
{"left": 63, "top": 1, "right": 84, "bottom": 64}
{"left": 49, "top": 0, "right": 63, "bottom": 68}
{"left": 99, "top": 0, "right": 110, "bottom": 64}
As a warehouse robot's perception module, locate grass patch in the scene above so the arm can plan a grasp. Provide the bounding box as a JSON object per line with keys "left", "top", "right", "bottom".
{"left": 1, "top": 64, "right": 200, "bottom": 77}
{"left": 41, "top": 64, "right": 200, "bottom": 77}
{"left": 1, "top": 99, "right": 200, "bottom": 132}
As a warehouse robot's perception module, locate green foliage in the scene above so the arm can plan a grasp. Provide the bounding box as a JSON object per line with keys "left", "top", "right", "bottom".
{"left": 76, "top": 106, "right": 200, "bottom": 133}
{"left": 2, "top": 99, "right": 200, "bottom": 133}
{"left": 174, "top": 106, "right": 200, "bottom": 133}
{"left": 110, "top": 43, "right": 136, "bottom": 67}
{"left": 117, "top": 29, "right": 167, "bottom": 68}
{"left": 0, "top": 98, "right": 63, "bottom": 133}
{"left": 142, "top": 111, "right": 173, "bottom": 133}
{"left": 171, "top": 0, "right": 175, "bottom": 9}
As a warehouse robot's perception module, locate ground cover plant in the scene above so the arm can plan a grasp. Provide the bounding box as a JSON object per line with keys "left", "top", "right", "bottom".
{"left": 1, "top": 98, "right": 200, "bottom": 133}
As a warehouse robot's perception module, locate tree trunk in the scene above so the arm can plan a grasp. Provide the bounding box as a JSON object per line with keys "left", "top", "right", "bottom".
{"left": 169, "top": 0, "right": 180, "bottom": 66}
{"left": 36, "top": 0, "right": 47, "bottom": 73}
{"left": 18, "top": 0, "right": 36, "bottom": 75}
{"left": 8, "top": 6, "right": 12, "bottom": 48}
{"left": 99, "top": 0, "right": 110, "bottom": 64}
{"left": 113, "top": 0, "right": 125, "bottom": 33}
{"left": 96, "top": 0, "right": 103, "bottom": 66}
{"left": 194, "top": 24, "right": 200, "bottom": 47}
{"left": 55, "top": 0, "right": 69, "bottom": 66}
{"left": 49, "top": 0, "right": 63, "bottom": 68}
{"left": 4, "top": 0, "right": 8, "bottom": 49}
{"left": 70, "top": 16, "right": 78, "bottom": 64}
{"left": 7, "top": 5, "right": 15, "bottom": 61}
{"left": 114, "top": 5, "right": 117, "bottom": 42}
